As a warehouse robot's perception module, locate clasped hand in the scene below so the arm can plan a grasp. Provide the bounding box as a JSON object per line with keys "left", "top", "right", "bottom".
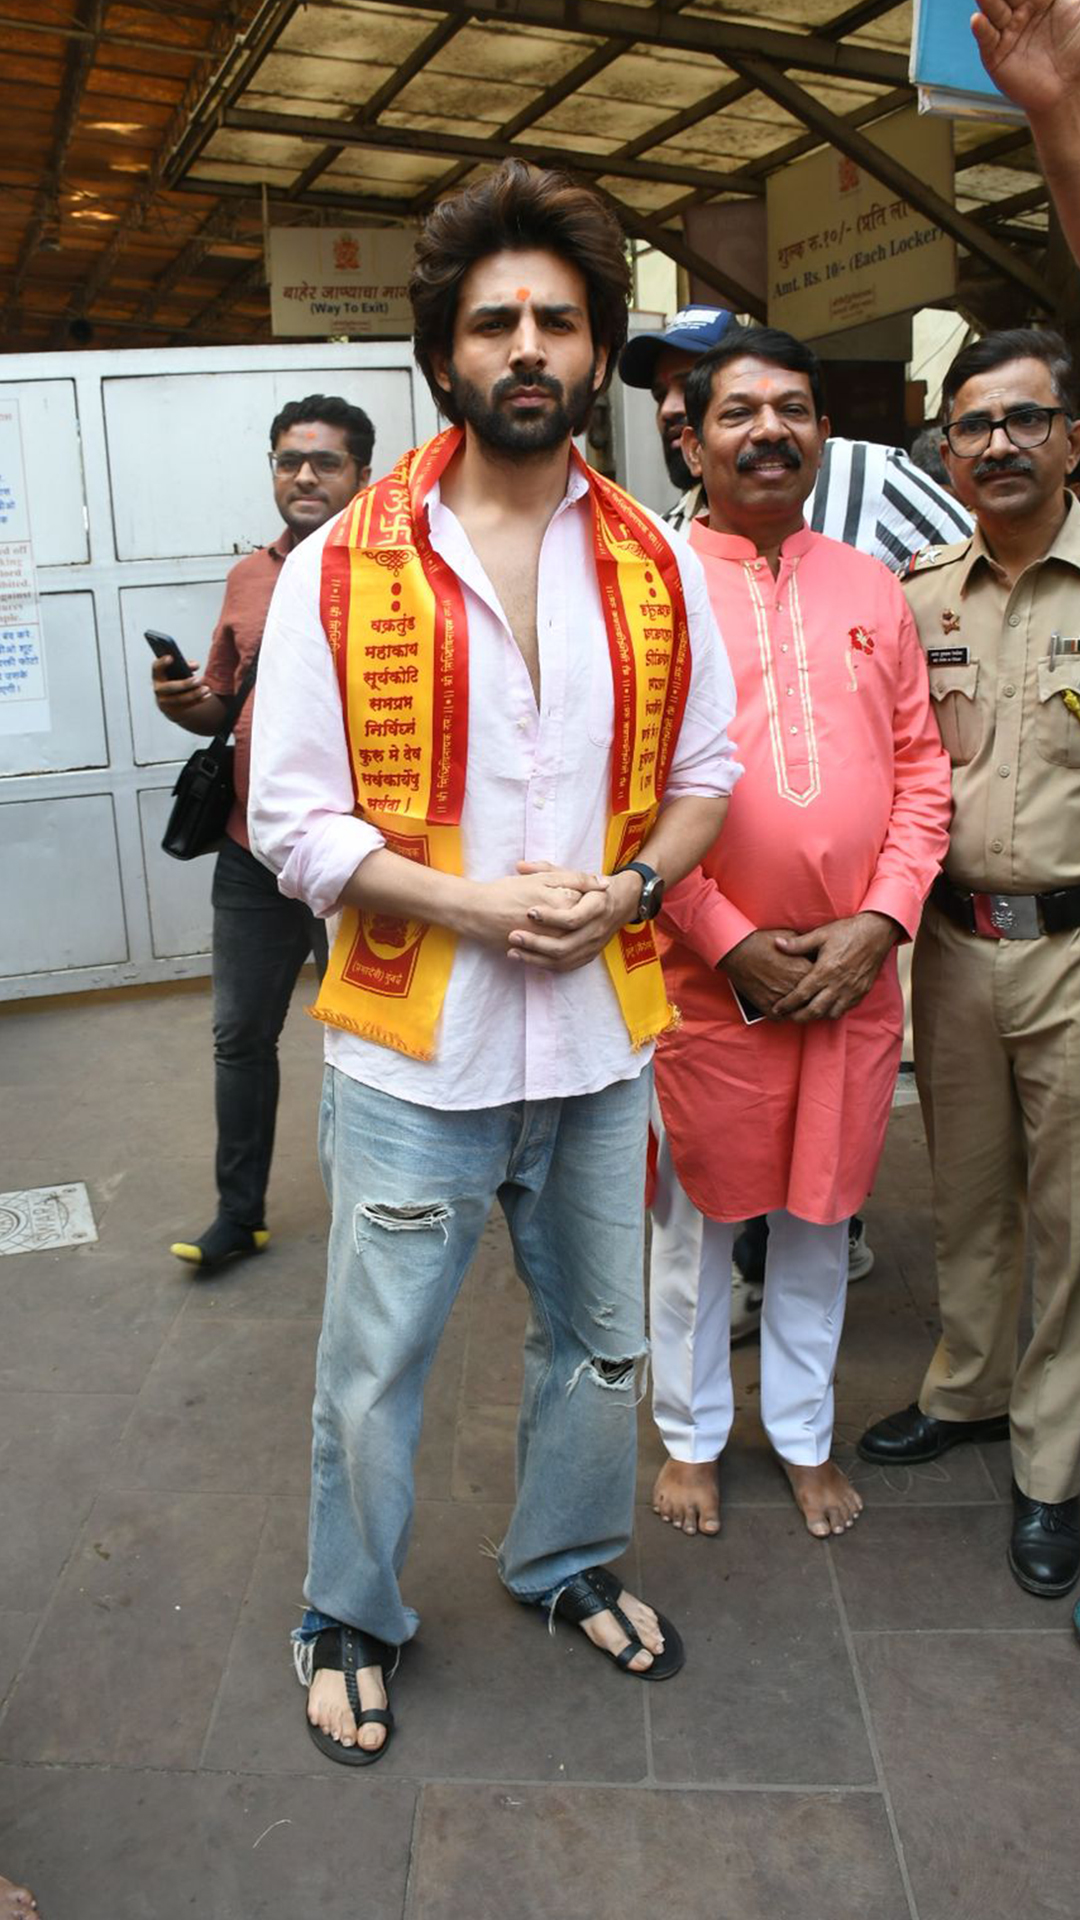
{"left": 722, "top": 913, "right": 898, "bottom": 1023}
{"left": 469, "top": 861, "right": 639, "bottom": 974}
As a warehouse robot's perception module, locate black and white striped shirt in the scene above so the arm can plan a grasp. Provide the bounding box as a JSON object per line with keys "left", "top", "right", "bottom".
{"left": 666, "top": 438, "right": 972, "bottom": 572}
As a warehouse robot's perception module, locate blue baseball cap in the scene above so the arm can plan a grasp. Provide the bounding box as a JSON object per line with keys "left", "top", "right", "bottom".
{"left": 618, "top": 306, "right": 736, "bottom": 389}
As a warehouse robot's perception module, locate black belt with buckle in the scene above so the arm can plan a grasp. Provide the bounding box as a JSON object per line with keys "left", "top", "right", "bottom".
{"left": 931, "top": 873, "right": 1080, "bottom": 939}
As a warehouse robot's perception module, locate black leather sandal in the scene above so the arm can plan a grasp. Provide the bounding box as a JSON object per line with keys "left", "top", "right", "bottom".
{"left": 305, "top": 1624, "right": 396, "bottom": 1766}
{"left": 550, "top": 1565, "right": 685, "bottom": 1680}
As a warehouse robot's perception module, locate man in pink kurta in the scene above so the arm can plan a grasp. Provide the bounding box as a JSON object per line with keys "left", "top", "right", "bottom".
{"left": 649, "top": 326, "right": 952, "bottom": 1541}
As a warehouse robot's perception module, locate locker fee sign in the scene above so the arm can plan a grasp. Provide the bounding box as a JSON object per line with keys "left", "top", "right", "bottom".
{"left": 0, "top": 398, "right": 48, "bottom": 737}
{"left": 269, "top": 227, "right": 416, "bottom": 338}
{"left": 766, "top": 109, "right": 955, "bottom": 338}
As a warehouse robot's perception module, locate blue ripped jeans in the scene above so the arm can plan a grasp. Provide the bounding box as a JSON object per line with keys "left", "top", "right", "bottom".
{"left": 297, "top": 1063, "right": 651, "bottom": 1651}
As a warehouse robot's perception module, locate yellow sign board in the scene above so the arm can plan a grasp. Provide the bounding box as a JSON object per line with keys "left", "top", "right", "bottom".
{"left": 767, "top": 110, "right": 955, "bottom": 338}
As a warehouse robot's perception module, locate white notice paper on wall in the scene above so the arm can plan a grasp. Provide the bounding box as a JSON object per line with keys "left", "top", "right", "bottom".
{"left": 0, "top": 398, "right": 49, "bottom": 735}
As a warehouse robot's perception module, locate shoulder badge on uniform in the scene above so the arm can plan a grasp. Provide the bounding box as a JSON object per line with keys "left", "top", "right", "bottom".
{"left": 903, "top": 545, "right": 940, "bottom": 578}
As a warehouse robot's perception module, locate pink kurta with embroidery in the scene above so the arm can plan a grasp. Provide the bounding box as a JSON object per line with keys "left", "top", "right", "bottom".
{"left": 654, "top": 520, "right": 951, "bottom": 1225}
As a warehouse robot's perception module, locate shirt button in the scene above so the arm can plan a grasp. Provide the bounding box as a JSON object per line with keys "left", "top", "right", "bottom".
{"left": 786, "top": 686, "right": 795, "bottom": 695}
{"left": 998, "top": 764, "right": 1010, "bottom": 777}
{"left": 1003, "top": 684, "right": 1016, "bottom": 697}
{"left": 991, "top": 838, "right": 1004, "bottom": 853}
{"left": 1008, "top": 613, "right": 1021, "bottom": 628}
{"left": 534, "top": 794, "right": 545, "bottom": 809}
{"left": 781, "top": 643, "right": 788, "bottom": 652}
{"left": 517, "top": 717, "right": 528, "bottom": 730}
{"left": 790, "top": 725, "right": 798, "bottom": 735}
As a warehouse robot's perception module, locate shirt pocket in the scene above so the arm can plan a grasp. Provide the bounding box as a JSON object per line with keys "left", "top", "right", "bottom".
{"left": 928, "top": 660, "right": 982, "bottom": 765}
{"left": 1035, "top": 657, "right": 1080, "bottom": 768}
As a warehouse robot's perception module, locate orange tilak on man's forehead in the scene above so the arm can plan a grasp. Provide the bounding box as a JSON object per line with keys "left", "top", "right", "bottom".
{"left": 515, "top": 287, "right": 531, "bottom": 301}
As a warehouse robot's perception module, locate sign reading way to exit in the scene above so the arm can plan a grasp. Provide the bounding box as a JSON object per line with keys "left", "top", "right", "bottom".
{"left": 766, "top": 109, "right": 955, "bottom": 339}
{"left": 269, "top": 227, "right": 416, "bottom": 338}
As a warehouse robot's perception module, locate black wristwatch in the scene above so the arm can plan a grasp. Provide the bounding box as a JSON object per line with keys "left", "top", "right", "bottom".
{"left": 615, "top": 860, "right": 665, "bottom": 925}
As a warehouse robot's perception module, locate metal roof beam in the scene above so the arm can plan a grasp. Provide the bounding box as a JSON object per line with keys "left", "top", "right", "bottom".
{"left": 223, "top": 104, "right": 760, "bottom": 193}
{"left": 722, "top": 56, "right": 1054, "bottom": 309}
{"left": 290, "top": 14, "right": 468, "bottom": 198}
{"left": 172, "top": 176, "right": 417, "bottom": 220}
{"left": 364, "top": 0, "right": 908, "bottom": 84}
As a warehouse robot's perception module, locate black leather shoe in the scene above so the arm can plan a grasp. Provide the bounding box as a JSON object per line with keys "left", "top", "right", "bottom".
{"left": 856, "top": 1402, "right": 1011, "bottom": 1465}
{"left": 1008, "top": 1483, "right": 1080, "bottom": 1597}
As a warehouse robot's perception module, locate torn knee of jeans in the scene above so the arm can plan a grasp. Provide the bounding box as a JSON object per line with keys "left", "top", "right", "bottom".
{"left": 566, "top": 1345, "right": 650, "bottom": 1399}
{"left": 353, "top": 1200, "right": 453, "bottom": 1248}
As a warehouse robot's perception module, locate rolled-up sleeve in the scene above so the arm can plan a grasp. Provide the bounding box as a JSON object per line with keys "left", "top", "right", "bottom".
{"left": 248, "top": 524, "right": 385, "bottom": 917}
{"left": 662, "top": 529, "right": 742, "bottom": 802}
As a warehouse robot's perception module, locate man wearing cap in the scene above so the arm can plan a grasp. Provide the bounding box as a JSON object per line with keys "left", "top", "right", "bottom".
{"left": 858, "top": 327, "right": 1080, "bottom": 1601}
{"left": 620, "top": 307, "right": 970, "bottom": 1341}
{"left": 642, "top": 325, "right": 950, "bottom": 1542}
{"left": 620, "top": 305, "right": 972, "bottom": 554}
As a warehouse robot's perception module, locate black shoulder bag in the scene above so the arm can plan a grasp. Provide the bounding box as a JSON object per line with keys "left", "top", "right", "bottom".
{"left": 160, "top": 652, "right": 259, "bottom": 862}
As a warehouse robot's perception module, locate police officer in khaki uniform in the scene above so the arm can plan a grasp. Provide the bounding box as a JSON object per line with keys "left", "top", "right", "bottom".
{"left": 859, "top": 327, "right": 1080, "bottom": 1600}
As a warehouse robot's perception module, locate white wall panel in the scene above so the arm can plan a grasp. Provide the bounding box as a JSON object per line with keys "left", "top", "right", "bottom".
{"left": 1, "top": 794, "right": 127, "bottom": 975}
{"left": 0, "top": 592, "right": 107, "bottom": 777}
{"left": 120, "top": 578, "right": 229, "bottom": 765}
{"left": 104, "top": 367, "right": 413, "bottom": 561}
{"left": 0, "top": 378, "right": 88, "bottom": 565}
{"left": 138, "top": 786, "right": 214, "bottom": 958}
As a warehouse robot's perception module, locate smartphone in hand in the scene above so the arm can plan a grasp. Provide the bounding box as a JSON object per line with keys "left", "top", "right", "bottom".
{"left": 145, "top": 629, "right": 194, "bottom": 681}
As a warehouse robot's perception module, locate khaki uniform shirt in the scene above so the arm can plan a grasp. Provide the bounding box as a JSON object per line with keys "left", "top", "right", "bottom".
{"left": 903, "top": 493, "right": 1080, "bottom": 894}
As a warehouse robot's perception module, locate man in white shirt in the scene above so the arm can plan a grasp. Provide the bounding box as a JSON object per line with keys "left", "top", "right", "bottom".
{"left": 250, "top": 160, "right": 739, "bottom": 1763}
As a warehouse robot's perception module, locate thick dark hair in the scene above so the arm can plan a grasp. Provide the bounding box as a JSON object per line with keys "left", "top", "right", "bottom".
{"left": 269, "top": 393, "right": 375, "bottom": 467}
{"left": 683, "top": 326, "right": 826, "bottom": 437}
{"left": 409, "top": 158, "right": 631, "bottom": 424}
{"left": 941, "top": 328, "right": 1077, "bottom": 422}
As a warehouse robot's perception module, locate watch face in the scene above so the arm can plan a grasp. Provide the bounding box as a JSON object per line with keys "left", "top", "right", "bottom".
{"left": 639, "top": 873, "right": 665, "bottom": 920}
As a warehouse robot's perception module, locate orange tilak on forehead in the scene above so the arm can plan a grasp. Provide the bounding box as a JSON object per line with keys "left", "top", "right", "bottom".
{"left": 515, "top": 287, "right": 531, "bottom": 302}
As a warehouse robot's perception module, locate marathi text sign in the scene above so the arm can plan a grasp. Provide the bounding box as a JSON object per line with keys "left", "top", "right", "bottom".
{"left": 0, "top": 398, "right": 48, "bottom": 737}
{"left": 269, "top": 227, "right": 416, "bottom": 338}
{"left": 767, "top": 109, "right": 955, "bottom": 339}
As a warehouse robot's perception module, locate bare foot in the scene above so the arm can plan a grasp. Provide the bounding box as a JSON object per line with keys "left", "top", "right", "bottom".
{"left": 578, "top": 1587, "right": 665, "bottom": 1673}
{"left": 0, "top": 1875, "right": 40, "bottom": 1918}
{"left": 652, "top": 1457, "right": 721, "bottom": 1536}
{"left": 307, "top": 1663, "right": 389, "bottom": 1754}
{"left": 783, "top": 1459, "right": 864, "bottom": 1538}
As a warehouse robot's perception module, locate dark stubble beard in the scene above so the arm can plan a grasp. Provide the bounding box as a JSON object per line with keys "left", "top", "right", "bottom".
{"left": 663, "top": 433, "right": 695, "bottom": 491}
{"left": 446, "top": 361, "right": 598, "bottom": 455}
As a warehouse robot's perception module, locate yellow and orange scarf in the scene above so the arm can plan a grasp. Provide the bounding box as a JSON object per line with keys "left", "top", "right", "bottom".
{"left": 312, "top": 427, "right": 691, "bottom": 1060}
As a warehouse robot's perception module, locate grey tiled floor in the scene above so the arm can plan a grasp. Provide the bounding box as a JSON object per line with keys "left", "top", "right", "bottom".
{"left": 1, "top": 982, "right": 1076, "bottom": 1919}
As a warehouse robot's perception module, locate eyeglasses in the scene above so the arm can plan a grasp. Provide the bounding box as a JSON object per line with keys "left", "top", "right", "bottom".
{"left": 944, "top": 405, "right": 1067, "bottom": 459}
{"left": 268, "top": 450, "right": 353, "bottom": 477}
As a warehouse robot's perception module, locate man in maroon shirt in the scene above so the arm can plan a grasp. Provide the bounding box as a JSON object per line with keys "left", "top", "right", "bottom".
{"left": 151, "top": 394, "right": 373, "bottom": 1271}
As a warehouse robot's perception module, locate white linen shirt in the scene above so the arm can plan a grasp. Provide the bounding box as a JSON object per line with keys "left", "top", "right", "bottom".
{"left": 249, "top": 461, "right": 740, "bottom": 1109}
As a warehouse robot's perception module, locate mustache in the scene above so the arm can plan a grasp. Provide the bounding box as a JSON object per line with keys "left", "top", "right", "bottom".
{"left": 736, "top": 440, "right": 802, "bottom": 472}
{"left": 494, "top": 371, "right": 564, "bottom": 402}
{"left": 973, "top": 456, "right": 1034, "bottom": 481}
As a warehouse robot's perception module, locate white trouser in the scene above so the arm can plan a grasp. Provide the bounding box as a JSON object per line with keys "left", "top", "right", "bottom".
{"left": 650, "top": 1121, "right": 849, "bottom": 1466}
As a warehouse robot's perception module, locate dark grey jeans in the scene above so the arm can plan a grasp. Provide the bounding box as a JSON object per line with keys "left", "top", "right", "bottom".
{"left": 210, "top": 836, "right": 328, "bottom": 1228}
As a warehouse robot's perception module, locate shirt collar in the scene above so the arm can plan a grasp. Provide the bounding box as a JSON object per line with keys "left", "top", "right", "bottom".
{"left": 268, "top": 526, "right": 297, "bottom": 562}
{"left": 688, "top": 517, "right": 815, "bottom": 564}
{"left": 958, "top": 490, "right": 1080, "bottom": 595}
